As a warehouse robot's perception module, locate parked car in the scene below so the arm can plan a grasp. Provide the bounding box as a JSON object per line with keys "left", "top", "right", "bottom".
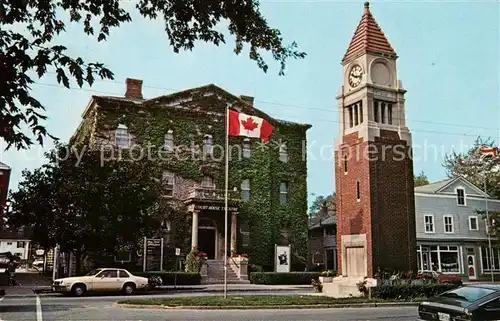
{"left": 52, "top": 268, "right": 148, "bottom": 296}
{"left": 417, "top": 270, "right": 462, "bottom": 285}
{"left": 417, "top": 284, "right": 500, "bottom": 320}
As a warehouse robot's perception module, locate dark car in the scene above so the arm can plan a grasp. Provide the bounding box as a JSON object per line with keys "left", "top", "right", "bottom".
{"left": 417, "top": 284, "right": 500, "bottom": 320}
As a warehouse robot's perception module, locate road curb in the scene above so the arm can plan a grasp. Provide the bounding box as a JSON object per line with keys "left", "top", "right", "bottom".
{"left": 115, "top": 302, "right": 420, "bottom": 310}
{"left": 29, "top": 287, "right": 312, "bottom": 296}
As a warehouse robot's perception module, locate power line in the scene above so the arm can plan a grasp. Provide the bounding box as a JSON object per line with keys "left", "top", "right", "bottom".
{"left": 38, "top": 72, "right": 500, "bottom": 132}
{"left": 31, "top": 80, "right": 495, "bottom": 139}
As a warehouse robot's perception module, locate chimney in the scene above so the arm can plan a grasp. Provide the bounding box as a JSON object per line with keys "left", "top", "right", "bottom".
{"left": 125, "top": 78, "right": 143, "bottom": 99}
{"left": 240, "top": 95, "right": 254, "bottom": 107}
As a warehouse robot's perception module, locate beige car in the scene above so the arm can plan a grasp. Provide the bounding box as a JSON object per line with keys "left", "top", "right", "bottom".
{"left": 52, "top": 268, "right": 149, "bottom": 296}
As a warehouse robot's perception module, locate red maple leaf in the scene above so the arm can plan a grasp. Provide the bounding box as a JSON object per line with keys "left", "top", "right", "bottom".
{"left": 241, "top": 117, "right": 258, "bottom": 131}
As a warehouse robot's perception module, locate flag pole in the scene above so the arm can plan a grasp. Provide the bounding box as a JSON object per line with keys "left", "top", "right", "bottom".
{"left": 484, "top": 171, "right": 494, "bottom": 282}
{"left": 224, "top": 106, "right": 229, "bottom": 299}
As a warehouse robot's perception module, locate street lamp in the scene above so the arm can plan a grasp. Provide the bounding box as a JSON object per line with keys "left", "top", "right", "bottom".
{"left": 485, "top": 163, "right": 499, "bottom": 282}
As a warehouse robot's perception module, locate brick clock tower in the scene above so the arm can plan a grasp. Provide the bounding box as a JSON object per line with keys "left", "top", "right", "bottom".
{"left": 334, "top": 2, "right": 417, "bottom": 278}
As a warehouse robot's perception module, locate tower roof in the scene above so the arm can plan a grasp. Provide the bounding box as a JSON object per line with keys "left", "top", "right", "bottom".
{"left": 342, "top": 2, "right": 397, "bottom": 64}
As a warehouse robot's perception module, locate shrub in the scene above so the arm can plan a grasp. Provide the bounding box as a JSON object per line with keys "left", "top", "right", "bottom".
{"left": 134, "top": 272, "right": 201, "bottom": 285}
{"left": 249, "top": 272, "right": 321, "bottom": 285}
{"left": 372, "top": 283, "right": 459, "bottom": 300}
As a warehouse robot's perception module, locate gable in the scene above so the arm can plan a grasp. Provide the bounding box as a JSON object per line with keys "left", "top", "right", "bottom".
{"left": 436, "top": 177, "right": 485, "bottom": 196}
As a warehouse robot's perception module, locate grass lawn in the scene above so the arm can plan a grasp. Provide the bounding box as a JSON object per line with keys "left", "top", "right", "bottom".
{"left": 118, "top": 295, "right": 422, "bottom": 307}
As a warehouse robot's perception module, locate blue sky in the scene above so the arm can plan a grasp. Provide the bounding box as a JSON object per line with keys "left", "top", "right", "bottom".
{"left": 1, "top": 0, "right": 499, "bottom": 209}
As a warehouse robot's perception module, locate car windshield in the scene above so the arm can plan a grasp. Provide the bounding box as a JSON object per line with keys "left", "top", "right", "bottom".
{"left": 85, "top": 269, "right": 102, "bottom": 276}
{"left": 440, "top": 286, "right": 496, "bottom": 302}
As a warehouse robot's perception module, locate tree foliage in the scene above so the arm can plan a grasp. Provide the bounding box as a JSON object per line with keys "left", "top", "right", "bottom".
{"left": 309, "top": 193, "right": 335, "bottom": 218}
{"left": 414, "top": 171, "right": 430, "bottom": 187}
{"left": 5, "top": 143, "right": 178, "bottom": 273}
{"left": 443, "top": 136, "right": 500, "bottom": 199}
{"left": 1, "top": 0, "right": 305, "bottom": 150}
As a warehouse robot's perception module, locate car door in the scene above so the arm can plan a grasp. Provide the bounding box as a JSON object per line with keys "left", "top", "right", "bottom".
{"left": 93, "top": 269, "right": 120, "bottom": 291}
{"left": 475, "top": 297, "right": 500, "bottom": 320}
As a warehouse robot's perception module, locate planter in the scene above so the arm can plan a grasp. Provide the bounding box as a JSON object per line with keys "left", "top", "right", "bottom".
{"left": 232, "top": 257, "right": 249, "bottom": 263}
{"left": 319, "top": 276, "right": 333, "bottom": 283}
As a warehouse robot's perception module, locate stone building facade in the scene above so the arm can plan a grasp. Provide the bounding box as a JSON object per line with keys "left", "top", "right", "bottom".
{"left": 70, "top": 80, "right": 311, "bottom": 275}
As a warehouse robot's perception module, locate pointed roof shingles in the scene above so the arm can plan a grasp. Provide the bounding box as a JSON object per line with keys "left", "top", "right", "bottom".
{"left": 342, "top": 2, "right": 397, "bottom": 64}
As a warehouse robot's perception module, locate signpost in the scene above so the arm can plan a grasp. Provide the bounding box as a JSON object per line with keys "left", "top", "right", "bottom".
{"left": 174, "top": 248, "right": 181, "bottom": 289}
{"left": 142, "top": 237, "right": 163, "bottom": 272}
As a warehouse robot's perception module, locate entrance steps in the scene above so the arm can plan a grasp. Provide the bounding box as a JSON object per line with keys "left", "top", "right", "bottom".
{"left": 202, "top": 260, "right": 250, "bottom": 285}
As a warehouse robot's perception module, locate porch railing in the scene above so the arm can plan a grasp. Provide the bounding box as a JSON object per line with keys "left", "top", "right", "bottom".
{"left": 186, "top": 187, "right": 239, "bottom": 201}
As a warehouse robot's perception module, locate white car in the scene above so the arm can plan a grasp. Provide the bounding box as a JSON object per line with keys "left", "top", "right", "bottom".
{"left": 52, "top": 268, "right": 149, "bottom": 296}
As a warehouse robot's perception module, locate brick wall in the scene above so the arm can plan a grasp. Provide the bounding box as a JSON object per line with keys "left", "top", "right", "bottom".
{"left": 336, "top": 130, "right": 417, "bottom": 277}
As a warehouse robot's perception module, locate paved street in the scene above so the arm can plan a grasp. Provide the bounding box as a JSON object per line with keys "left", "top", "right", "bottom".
{"left": 0, "top": 291, "right": 419, "bottom": 320}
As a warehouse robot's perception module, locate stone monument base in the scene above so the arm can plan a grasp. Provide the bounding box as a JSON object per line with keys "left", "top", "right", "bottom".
{"left": 321, "top": 275, "right": 364, "bottom": 298}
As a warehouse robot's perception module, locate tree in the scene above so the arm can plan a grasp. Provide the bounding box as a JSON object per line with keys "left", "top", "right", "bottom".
{"left": 443, "top": 136, "right": 500, "bottom": 199}
{"left": 309, "top": 193, "right": 336, "bottom": 218}
{"left": 414, "top": 171, "right": 430, "bottom": 187}
{"left": 1, "top": 1, "right": 306, "bottom": 150}
{"left": 6, "top": 143, "right": 171, "bottom": 273}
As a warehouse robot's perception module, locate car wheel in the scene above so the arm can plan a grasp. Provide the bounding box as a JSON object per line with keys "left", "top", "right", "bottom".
{"left": 123, "top": 283, "right": 135, "bottom": 295}
{"left": 72, "top": 284, "right": 86, "bottom": 297}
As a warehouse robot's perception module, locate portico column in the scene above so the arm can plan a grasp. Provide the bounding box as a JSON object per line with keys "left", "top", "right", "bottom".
{"left": 230, "top": 212, "right": 238, "bottom": 253}
{"left": 191, "top": 211, "right": 199, "bottom": 249}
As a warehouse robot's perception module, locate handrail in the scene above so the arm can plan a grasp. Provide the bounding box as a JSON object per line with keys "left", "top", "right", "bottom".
{"left": 229, "top": 256, "right": 240, "bottom": 268}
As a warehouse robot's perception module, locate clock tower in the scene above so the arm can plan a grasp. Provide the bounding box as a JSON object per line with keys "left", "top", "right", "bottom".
{"left": 334, "top": 2, "right": 417, "bottom": 278}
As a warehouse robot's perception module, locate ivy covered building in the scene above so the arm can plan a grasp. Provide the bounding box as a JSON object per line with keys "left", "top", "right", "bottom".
{"left": 70, "top": 79, "right": 311, "bottom": 273}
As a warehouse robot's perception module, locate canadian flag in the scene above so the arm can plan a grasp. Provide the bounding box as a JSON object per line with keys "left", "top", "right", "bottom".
{"left": 480, "top": 145, "right": 498, "bottom": 158}
{"left": 228, "top": 109, "right": 273, "bottom": 143}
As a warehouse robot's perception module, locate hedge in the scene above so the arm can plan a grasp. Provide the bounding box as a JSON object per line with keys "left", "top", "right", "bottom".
{"left": 249, "top": 272, "right": 320, "bottom": 285}
{"left": 372, "top": 284, "right": 459, "bottom": 300}
{"left": 134, "top": 272, "right": 201, "bottom": 285}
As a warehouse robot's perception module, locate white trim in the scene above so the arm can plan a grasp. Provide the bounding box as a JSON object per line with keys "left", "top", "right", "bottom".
{"left": 414, "top": 192, "right": 500, "bottom": 203}
{"left": 424, "top": 214, "right": 435, "bottom": 233}
{"left": 443, "top": 215, "right": 454, "bottom": 233}
{"left": 479, "top": 246, "right": 484, "bottom": 274}
{"left": 434, "top": 176, "right": 486, "bottom": 196}
{"left": 455, "top": 187, "right": 467, "bottom": 206}
{"left": 469, "top": 216, "right": 479, "bottom": 231}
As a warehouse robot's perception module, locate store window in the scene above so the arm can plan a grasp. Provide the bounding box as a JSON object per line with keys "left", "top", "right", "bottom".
{"left": 417, "top": 245, "right": 459, "bottom": 273}
{"left": 481, "top": 247, "right": 500, "bottom": 272}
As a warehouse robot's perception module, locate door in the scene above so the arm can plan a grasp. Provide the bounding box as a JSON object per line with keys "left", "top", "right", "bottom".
{"left": 467, "top": 254, "right": 477, "bottom": 280}
{"left": 198, "top": 228, "right": 216, "bottom": 259}
{"left": 345, "top": 247, "right": 365, "bottom": 277}
{"left": 94, "top": 269, "right": 121, "bottom": 291}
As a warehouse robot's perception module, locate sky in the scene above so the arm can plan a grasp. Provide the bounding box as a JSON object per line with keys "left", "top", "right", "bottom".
{"left": 1, "top": 0, "right": 499, "bottom": 209}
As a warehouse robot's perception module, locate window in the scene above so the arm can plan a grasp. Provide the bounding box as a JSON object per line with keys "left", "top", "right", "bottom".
{"left": 280, "top": 182, "right": 288, "bottom": 204}
{"left": 443, "top": 215, "right": 454, "bottom": 233}
{"left": 203, "top": 135, "right": 213, "bottom": 155}
{"left": 243, "top": 139, "right": 251, "bottom": 158}
{"left": 424, "top": 245, "right": 460, "bottom": 273}
{"left": 201, "top": 176, "right": 214, "bottom": 189}
{"left": 97, "top": 269, "right": 118, "bottom": 278}
{"left": 119, "top": 270, "right": 130, "bottom": 278}
{"left": 343, "top": 155, "right": 348, "bottom": 174}
{"left": 482, "top": 247, "right": 500, "bottom": 272}
{"left": 469, "top": 216, "right": 478, "bottom": 230}
{"left": 346, "top": 101, "right": 362, "bottom": 128}
{"left": 443, "top": 285, "right": 495, "bottom": 303}
{"left": 162, "top": 171, "right": 175, "bottom": 196}
{"left": 115, "top": 124, "right": 130, "bottom": 148}
{"left": 387, "top": 103, "right": 393, "bottom": 124}
{"left": 164, "top": 130, "right": 174, "bottom": 151}
{"left": 279, "top": 143, "right": 288, "bottom": 163}
{"left": 17, "top": 241, "right": 25, "bottom": 248}
{"left": 456, "top": 188, "right": 466, "bottom": 206}
{"left": 373, "top": 101, "right": 379, "bottom": 122}
{"left": 240, "top": 179, "right": 250, "bottom": 201}
{"left": 356, "top": 181, "right": 360, "bottom": 201}
{"left": 424, "top": 215, "right": 434, "bottom": 233}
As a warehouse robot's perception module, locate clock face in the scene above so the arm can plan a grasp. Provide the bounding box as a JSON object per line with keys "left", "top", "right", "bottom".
{"left": 349, "top": 65, "right": 363, "bottom": 87}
